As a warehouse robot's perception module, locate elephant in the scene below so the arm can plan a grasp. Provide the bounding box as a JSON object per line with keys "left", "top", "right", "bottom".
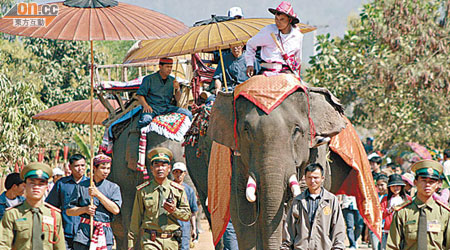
{"left": 182, "top": 86, "right": 354, "bottom": 250}
{"left": 107, "top": 113, "right": 186, "bottom": 249}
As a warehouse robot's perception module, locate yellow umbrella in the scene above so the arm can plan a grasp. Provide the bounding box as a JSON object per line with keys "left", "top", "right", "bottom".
{"left": 124, "top": 18, "right": 315, "bottom": 91}
{"left": 123, "top": 18, "right": 316, "bottom": 63}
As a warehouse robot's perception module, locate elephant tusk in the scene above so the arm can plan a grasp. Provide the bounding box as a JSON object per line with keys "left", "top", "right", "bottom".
{"left": 246, "top": 176, "right": 257, "bottom": 203}
{"left": 289, "top": 175, "right": 301, "bottom": 197}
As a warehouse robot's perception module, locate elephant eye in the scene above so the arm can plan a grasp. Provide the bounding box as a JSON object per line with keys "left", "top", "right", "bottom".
{"left": 243, "top": 123, "right": 252, "bottom": 137}
{"left": 292, "top": 125, "right": 303, "bottom": 140}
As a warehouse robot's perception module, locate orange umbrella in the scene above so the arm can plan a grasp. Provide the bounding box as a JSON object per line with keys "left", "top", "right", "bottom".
{"left": 0, "top": 1, "right": 188, "bottom": 40}
{"left": 32, "top": 99, "right": 120, "bottom": 125}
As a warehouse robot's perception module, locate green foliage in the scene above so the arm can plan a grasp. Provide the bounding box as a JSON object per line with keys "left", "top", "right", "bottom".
{"left": 23, "top": 38, "right": 105, "bottom": 107}
{"left": 305, "top": 0, "right": 450, "bottom": 149}
{"left": 0, "top": 35, "right": 130, "bottom": 169}
{"left": 73, "top": 133, "right": 91, "bottom": 160}
{"left": 0, "top": 39, "right": 46, "bottom": 168}
{"left": 97, "top": 40, "right": 136, "bottom": 64}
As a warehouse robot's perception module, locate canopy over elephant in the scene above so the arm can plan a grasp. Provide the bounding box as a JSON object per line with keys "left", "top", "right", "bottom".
{"left": 184, "top": 75, "right": 357, "bottom": 250}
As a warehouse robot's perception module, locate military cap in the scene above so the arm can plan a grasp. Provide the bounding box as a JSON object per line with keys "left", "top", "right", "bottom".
{"left": 20, "top": 162, "right": 53, "bottom": 180}
{"left": 411, "top": 159, "right": 443, "bottom": 180}
{"left": 148, "top": 147, "right": 173, "bottom": 163}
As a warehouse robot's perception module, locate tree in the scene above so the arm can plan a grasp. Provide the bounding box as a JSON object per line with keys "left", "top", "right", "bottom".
{"left": 0, "top": 39, "right": 46, "bottom": 168}
{"left": 305, "top": 0, "right": 450, "bottom": 149}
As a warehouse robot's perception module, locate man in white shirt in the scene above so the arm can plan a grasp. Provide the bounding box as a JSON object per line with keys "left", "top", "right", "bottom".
{"left": 245, "top": 1, "right": 303, "bottom": 76}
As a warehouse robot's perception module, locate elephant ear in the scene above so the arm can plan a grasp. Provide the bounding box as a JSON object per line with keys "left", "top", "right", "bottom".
{"left": 309, "top": 87, "right": 347, "bottom": 138}
{"left": 207, "top": 92, "right": 236, "bottom": 150}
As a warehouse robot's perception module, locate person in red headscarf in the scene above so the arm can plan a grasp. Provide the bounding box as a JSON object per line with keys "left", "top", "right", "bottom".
{"left": 66, "top": 154, "right": 122, "bottom": 250}
{"left": 245, "top": 1, "right": 303, "bottom": 76}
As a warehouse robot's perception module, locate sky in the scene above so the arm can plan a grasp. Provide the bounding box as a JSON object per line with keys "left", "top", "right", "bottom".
{"left": 30, "top": 0, "right": 368, "bottom": 64}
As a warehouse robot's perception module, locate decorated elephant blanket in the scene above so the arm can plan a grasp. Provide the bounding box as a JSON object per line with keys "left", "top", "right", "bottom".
{"left": 233, "top": 74, "right": 307, "bottom": 114}
{"left": 136, "top": 113, "right": 192, "bottom": 179}
{"left": 330, "top": 117, "right": 383, "bottom": 240}
{"left": 100, "top": 106, "right": 191, "bottom": 155}
{"left": 208, "top": 141, "right": 232, "bottom": 246}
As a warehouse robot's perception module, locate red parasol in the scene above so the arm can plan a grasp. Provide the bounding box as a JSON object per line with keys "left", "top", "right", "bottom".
{"left": 32, "top": 99, "right": 121, "bottom": 125}
{"left": 0, "top": 1, "right": 188, "bottom": 41}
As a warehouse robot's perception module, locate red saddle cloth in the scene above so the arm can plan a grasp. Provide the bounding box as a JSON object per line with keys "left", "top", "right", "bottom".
{"left": 330, "top": 117, "right": 383, "bottom": 241}
{"left": 233, "top": 74, "right": 306, "bottom": 114}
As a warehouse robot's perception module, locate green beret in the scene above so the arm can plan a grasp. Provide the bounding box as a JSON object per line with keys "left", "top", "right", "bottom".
{"left": 20, "top": 162, "right": 53, "bottom": 181}
{"left": 148, "top": 147, "right": 173, "bottom": 163}
{"left": 411, "top": 159, "right": 443, "bottom": 180}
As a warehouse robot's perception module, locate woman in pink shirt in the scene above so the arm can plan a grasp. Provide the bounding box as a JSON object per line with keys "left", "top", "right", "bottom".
{"left": 380, "top": 174, "right": 412, "bottom": 249}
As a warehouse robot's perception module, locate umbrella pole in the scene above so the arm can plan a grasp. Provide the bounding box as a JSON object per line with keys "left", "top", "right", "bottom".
{"left": 218, "top": 48, "right": 228, "bottom": 92}
{"left": 89, "top": 40, "right": 94, "bottom": 240}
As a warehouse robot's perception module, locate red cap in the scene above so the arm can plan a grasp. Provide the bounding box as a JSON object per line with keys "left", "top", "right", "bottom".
{"left": 159, "top": 57, "right": 173, "bottom": 64}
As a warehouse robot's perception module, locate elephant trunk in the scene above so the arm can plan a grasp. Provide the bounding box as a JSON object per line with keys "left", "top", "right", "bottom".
{"left": 246, "top": 175, "right": 257, "bottom": 202}
{"left": 258, "top": 165, "right": 286, "bottom": 250}
{"left": 288, "top": 174, "right": 301, "bottom": 197}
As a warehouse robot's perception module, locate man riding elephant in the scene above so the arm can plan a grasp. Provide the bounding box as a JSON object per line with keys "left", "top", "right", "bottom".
{"left": 137, "top": 57, "right": 193, "bottom": 129}
{"left": 245, "top": 1, "right": 303, "bottom": 77}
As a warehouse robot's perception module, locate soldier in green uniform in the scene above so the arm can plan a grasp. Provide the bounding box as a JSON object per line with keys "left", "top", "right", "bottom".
{"left": 387, "top": 159, "right": 450, "bottom": 250}
{"left": 0, "top": 162, "right": 65, "bottom": 249}
{"left": 128, "top": 147, "right": 191, "bottom": 250}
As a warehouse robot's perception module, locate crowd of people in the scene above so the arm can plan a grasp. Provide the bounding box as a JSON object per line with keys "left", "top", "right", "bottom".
{"left": 0, "top": 148, "right": 203, "bottom": 250}
{"left": 333, "top": 140, "right": 450, "bottom": 250}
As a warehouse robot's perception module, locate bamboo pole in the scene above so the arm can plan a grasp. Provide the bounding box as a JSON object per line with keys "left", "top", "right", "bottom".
{"left": 218, "top": 48, "right": 228, "bottom": 91}
{"left": 89, "top": 40, "right": 94, "bottom": 239}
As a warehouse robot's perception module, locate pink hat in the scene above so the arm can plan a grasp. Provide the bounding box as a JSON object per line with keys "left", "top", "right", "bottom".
{"left": 402, "top": 173, "right": 415, "bottom": 187}
{"left": 268, "top": 1, "right": 300, "bottom": 24}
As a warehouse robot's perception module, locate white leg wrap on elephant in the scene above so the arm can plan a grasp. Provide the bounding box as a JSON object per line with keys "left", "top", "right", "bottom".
{"left": 289, "top": 175, "right": 301, "bottom": 197}
{"left": 246, "top": 176, "right": 257, "bottom": 202}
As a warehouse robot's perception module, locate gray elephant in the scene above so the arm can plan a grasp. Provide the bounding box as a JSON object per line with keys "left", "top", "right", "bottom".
{"left": 183, "top": 87, "right": 353, "bottom": 250}
{"left": 107, "top": 114, "right": 185, "bottom": 249}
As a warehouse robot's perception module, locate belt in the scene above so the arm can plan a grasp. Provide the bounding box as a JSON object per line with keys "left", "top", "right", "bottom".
{"left": 80, "top": 217, "right": 111, "bottom": 227}
{"left": 261, "top": 62, "right": 291, "bottom": 70}
{"left": 261, "top": 62, "right": 283, "bottom": 70}
{"left": 144, "top": 229, "right": 175, "bottom": 239}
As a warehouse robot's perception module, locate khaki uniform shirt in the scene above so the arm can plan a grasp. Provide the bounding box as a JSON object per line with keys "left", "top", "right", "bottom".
{"left": 281, "top": 188, "right": 346, "bottom": 250}
{"left": 387, "top": 197, "right": 450, "bottom": 250}
{"left": 128, "top": 179, "right": 191, "bottom": 248}
{"left": 0, "top": 201, "right": 65, "bottom": 250}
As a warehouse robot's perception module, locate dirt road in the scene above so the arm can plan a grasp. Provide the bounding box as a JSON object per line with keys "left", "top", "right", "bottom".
{"left": 191, "top": 220, "right": 372, "bottom": 250}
